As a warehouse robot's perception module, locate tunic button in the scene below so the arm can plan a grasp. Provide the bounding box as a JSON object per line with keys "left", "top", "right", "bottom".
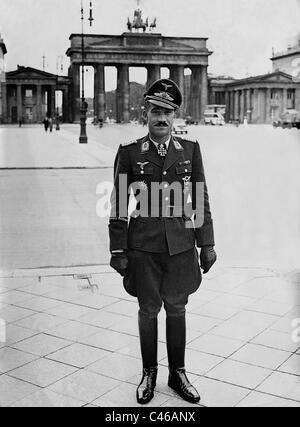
{"left": 185, "top": 169, "right": 188, "bottom": 173}
{"left": 141, "top": 171, "right": 144, "bottom": 174}
{"left": 164, "top": 184, "right": 168, "bottom": 189}
{"left": 163, "top": 171, "right": 167, "bottom": 176}
{"left": 165, "top": 197, "right": 169, "bottom": 201}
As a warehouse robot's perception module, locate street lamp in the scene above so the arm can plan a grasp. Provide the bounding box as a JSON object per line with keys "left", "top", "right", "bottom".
{"left": 79, "top": 0, "right": 94, "bottom": 144}
{"left": 56, "top": 55, "right": 63, "bottom": 131}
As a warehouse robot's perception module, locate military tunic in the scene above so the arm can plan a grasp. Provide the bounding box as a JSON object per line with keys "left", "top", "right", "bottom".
{"left": 109, "top": 134, "right": 215, "bottom": 300}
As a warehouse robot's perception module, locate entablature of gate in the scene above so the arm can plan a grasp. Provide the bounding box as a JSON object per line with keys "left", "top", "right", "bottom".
{"left": 66, "top": 33, "right": 212, "bottom": 66}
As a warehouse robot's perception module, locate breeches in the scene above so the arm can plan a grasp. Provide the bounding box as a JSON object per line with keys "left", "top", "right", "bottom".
{"left": 123, "top": 248, "right": 201, "bottom": 318}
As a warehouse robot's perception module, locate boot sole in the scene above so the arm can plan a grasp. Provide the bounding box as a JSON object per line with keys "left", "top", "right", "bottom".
{"left": 168, "top": 379, "right": 201, "bottom": 404}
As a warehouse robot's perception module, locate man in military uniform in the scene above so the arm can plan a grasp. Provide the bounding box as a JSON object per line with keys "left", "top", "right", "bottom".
{"left": 109, "top": 79, "right": 217, "bottom": 405}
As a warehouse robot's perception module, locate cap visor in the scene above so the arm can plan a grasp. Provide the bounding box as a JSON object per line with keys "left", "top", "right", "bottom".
{"left": 147, "top": 99, "right": 175, "bottom": 110}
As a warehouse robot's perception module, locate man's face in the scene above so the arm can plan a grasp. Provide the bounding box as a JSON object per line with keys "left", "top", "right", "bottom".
{"left": 147, "top": 104, "right": 175, "bottom": 140}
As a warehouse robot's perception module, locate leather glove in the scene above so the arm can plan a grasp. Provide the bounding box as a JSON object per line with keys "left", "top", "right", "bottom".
{"left": 110, "top": 252, "right": 128, "bottom": 277}
{"left": 200, "top": 246, "right": 217, "bottom": 274}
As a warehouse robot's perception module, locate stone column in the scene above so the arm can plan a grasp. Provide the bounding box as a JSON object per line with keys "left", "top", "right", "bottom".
{"left": 36, "top": 84, "right": 42, "bottom": 123}
{"left": 95, "top": 64, "right": 106, "bottom": 122}
{"left": 265, "top": 88, "right": 271, "bottom": 124}
{"left": 200, "top": 65, "right": 208, "bottom": 122}
{"left": 246, "top": 89, "right": 251, "bottom": 122}
{"left": 71, "top": 64, "right": 80, "bottom": 122}
{"left": 252, "top": 88, "right": 259, "bottom": 123}
{"left": 190, "top": 66, "right": 201, "bottom": 123}
{"left": 1, "top": 83, "right": 7, "bottom": 123}
{"left": 295, "top": 88, "right": 300, "bottom": 112}
{"left": 229, "top": 91, "right": 234, "bottom": 121}
{"left": 234, "top": 90, "right": 239, "bottom": 121}
{"left": 50, "top": 86, "right": 56, "bottom": 118}
{"left": 169, "top": 65, "right": 185, "bottom": 117}
{"left": 116, "top": 65, "right": 123, "bottom": 123}
{"left": 17, "top": 85, "right": 23, "bottom": 121}
{"left": 282, "top": 88, "right": 288, "bottom": 113}
{"left": 63, "top": 88, "right": 69, "bottom": 122}
{"left": 240, "top": 90, "right": 245, "bottom": 122}
{"left": 122, "top": 64, "right": 130, "bottom": 124}
{"left": 224, "top": 91, "right": 229, "bottom": 122}
{"left": 146, "top": 65, "right": 161, "bottom": 89}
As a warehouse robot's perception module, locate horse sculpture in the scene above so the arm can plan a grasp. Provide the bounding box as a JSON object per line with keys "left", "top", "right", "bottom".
{"left": 127, "top": 8, "right": 156, "bottom": 33}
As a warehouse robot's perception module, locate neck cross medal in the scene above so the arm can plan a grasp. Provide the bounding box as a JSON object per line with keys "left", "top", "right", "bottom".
{"left": 157, "top": 143, "right": 167, "bottom": 157}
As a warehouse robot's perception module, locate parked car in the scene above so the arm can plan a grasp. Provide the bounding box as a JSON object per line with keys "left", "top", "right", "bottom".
{"left": 173, "top": 118, "right": 188, "bottom": 134}
{"left": 273, "top": 109, "right": 300, "bottom": 129}
{"left": 204, "top": 111, "right": 225, "bottom": 126}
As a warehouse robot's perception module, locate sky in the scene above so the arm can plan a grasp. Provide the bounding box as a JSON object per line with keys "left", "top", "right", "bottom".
{"left": 1, "top": 0, "right": 300, "bottom": 95}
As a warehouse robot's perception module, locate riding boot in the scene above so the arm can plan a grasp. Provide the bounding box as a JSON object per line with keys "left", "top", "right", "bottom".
{"left": 136, "top": 312, "right": 158, "bottom": 404}
{"left": 166, "top": 315, "right": 200, "bottom": 404}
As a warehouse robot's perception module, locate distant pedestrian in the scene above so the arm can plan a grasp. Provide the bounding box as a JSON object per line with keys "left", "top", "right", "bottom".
{"left": 43, "top": 117, "right": 49, "bottom": 132}
{"left": 49, "top": 117, "right": 53, "bottom": 133}
{"left": 18, "top": 118, "right": 22, "bottom": 128}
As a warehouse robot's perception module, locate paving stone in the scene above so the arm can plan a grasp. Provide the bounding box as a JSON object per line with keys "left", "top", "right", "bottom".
{"left": 104, "top": 300, "right": 138, "bottom": 317}
{"left": 11, "top": 389, "right": 85, "bottom": 407}
{"left": 257, "top": 371, "right": 300, "bottom": 401}
{"left": 191, "top": 302, "right": 240, "bottom": 320}
{"left": 70, "top": 293, "right": 119, "bottom": 310}
{"left": 92, "top": 382, "right": 170, "bottom": 407}
{"left": 278, "top": 354, "right": 300, "bottom": 376}
{"left": 109, "top": 317, "right": 139, "bottom": 336}
{"left": 118, "top": 339, "right": 166, "bottom": 362}
{"left": 0, "top": 306, "right": 36, "bottom": 323}
{"left": 230, "top": 343, "right": 291, "bottom": 370}
{"left": 12, "top": 333, "right": 72, "bottom": 357}
{"left": 87, "top": 353, "right": 140, "bottom": 381}
{"left": 46, "top": 302, "right": 96, "bottom": 320}
{"left": 0, "top": 277, "right": 39, "bottom": 290}
{"left": 0, "top": 290, "right": 34, "bottom": 305}
{"left": 187, "top": 333, "right": 245, "bottom": 358}
{"left": 236, "top": 391, "right": 300, "bottom": 407}
{"left": 47, "top": 320, "right": 100, "bottom": 342}
{"left": 49, "top": 369, "right": 120, "bottom": 403}
{"left": 14, "top": 312, "right": 67, "bottom": 332}
{"left": 0, "top": 347, "right": 39, "bottom": 373}
{"left": 2, "top": 324, "right": 39, "bottom": 345}
{"left": 78, "top": 310, "right": 124, "bottom": 328}
{"left": 8, "top": 358, "right": 78, "bottom": 388}
{"left": 251, "top": 329, "right": 300, "bottom": 353}
{"left": 0, "top": 375, "right": 39, "bottom": 407}
{"left": 247, "top": 298, "right": 295, "bottom": 316}
{"left": 211, "top": 294, "right": 258, "bottom": 309}
{"left": 192, "top": 376, "right": 250, "bottom": 407}
{"left": 81, "top": 328, "right": 137, "bottom": 351}
{"left": 212, "top": 311, "right": 278, "bottom": 341}
{"left": 15, "top": 296, "right": 62, "bottom": 312}
{"left": 46, "top": 343, "right": 109, "bottom": 368}
{"left": 206, "top": 359, "right": 271, "bottom": 389}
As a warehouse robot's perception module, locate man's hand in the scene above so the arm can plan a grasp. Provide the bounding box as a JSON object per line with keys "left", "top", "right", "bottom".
{"left": 110, "top": 251, "right": 128, "bottom": 277}
{"left": 200, "top": 246, "right": 217, "bottom": 274}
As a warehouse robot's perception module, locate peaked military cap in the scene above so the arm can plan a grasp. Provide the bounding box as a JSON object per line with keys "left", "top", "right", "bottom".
{"left": 144, "top": 78, "right": 182, "bottom": 110}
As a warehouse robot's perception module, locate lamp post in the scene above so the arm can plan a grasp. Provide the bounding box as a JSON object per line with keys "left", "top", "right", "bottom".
{"left": 79, "top": 0, "right": 94, "bottom": 144}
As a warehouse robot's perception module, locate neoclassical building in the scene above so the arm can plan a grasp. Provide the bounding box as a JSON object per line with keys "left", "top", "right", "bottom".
{"left": 2, "top": 66, "right": 71, "bottom": 124}
{"left": 209, "top": 71, "right": 300, "bottom": 124}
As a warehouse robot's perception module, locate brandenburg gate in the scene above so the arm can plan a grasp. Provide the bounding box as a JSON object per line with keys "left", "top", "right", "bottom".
{"left": 66, "top": 31, "right": 212, "bottom": 123}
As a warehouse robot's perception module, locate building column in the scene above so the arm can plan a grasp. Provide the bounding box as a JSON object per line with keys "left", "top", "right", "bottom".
{"left": 282, "top": 88, "right": 288, "bottom": 113}
{"left": 246, "top": 89, "right": 251, "bottom": 123}
{"left": 295, "top": 88, "right": 300, "bottom": 112}
{"left": 71, "top": 64, "right": 80, "bottom": 122}
{"left": 122, "top": 64, "right": 130, "bottom": 124}
{"left": 234, "top": 90, "right": 239, "bottom": 121}
{"left": 36, "top": 84, "right": 42, "bottom": 123}
{"left": 229, "top": 91, "right": 234, "bottom": 121}
{"left": 169, "top": 65, "right": 185, "bottom": 117}
{"left": 200, "top": 65, "right": 208, "bottom": 121}
{"left": 265, "top": 88, "right": 271, "bottom": 124}
{"left": 224, "top": 91, "right": 229, "bottom": 122}
{"left": 1, "top": 83, "right": 7, "bottom": 123}
{"left": 49, "top": 86, "right": 55, "bottom": 118}
{"left": 17, "top": 84, "right": 23, "bottom": 121}
{"left": 239, "top": 90, "right": 245, "bottom": 122}
{"left": 62, "top": 88, "right": 69, "bottom": 122}
{"left": 146, "top": 65, "right": 161, "bottom": 89}
{"left": 190, "top": 66, "right": 201, "bottom": 123}
{"left": 94, "top": 64, "right": 106, "bottom": 122}
{"left": 116, "top": 65, "right": 122, "bottom": 123}
{"left": 252, "top": 88, "right": 260, "bottom": 123}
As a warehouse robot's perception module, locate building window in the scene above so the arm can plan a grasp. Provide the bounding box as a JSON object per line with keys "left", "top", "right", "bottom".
{"left": 25, "top": 89, "right": 33, "bottom": 98}
{"left": 9, "top": 87, "right": 17, "bottom": 97}
{"left": 287, "top": 89, "right": 295, "bottom": 109}
{"left": 271, "top": 89, "right": 279, "bottom": 99}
